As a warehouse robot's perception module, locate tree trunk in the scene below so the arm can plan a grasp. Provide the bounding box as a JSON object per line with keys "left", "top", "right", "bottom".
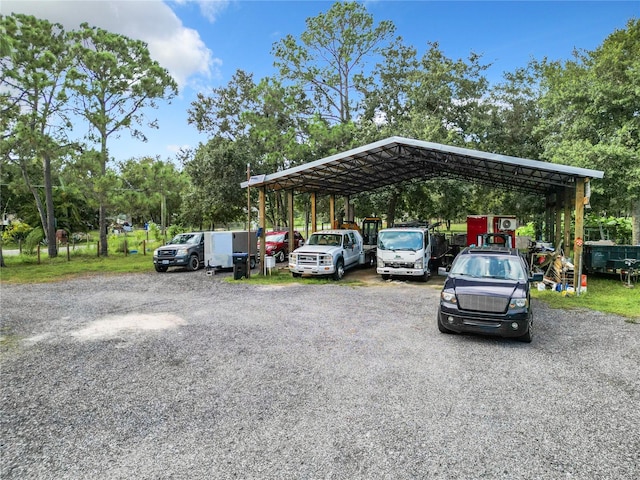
{"left": 632, "top": 199, "right": 640, "bottom": 246}
{"left": 43, "top": 152, "right": 58, "bottom": 258}
{"left": 387, "top": 188, "right": 398, "bottom": 227}
{"left": 20, "top": 159, "right": 47, "bottom": 243}
{"left": 99, "top": 139, "right": 109, "bottom": 257}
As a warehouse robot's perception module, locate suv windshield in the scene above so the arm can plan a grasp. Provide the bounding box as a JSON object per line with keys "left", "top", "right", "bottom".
{"left": 377, "top": 231, "right": 423, "bottom": 251}
{"left": 169, "top": 233, "right": 200, "bottom": 245}
{"left": 266, "top": 233, "right": 285, "bottom": 243}
{"left": 450, "top": 254, "right": 526, "bottom": 281}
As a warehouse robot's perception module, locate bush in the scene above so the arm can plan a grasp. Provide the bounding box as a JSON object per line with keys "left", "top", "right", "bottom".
{"left": 2, "top": 221, "right": 33, "bottom": 244}
{"left": 23, "top": 227, "right": 44, "bottom": 255}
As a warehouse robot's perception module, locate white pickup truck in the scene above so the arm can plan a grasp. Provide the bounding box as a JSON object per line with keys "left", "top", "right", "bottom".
{"left": 288, "top": 229, "right": 366, "bottom": 280}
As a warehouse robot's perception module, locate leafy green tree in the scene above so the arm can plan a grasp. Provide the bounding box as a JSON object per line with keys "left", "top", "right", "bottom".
{"left": 534, "top": 19, "right": 640, "bottom": 243}
{"left": 272, "top": 0, "right": 395, "bottom": 124}
{"left": 1, "top": 14, "right": 74, "bottom": 258}
{"left": 67, "top": 23, "right": 178, "bottom": 255}
{"left": 181, "top": 137, "right": 247, "bottom": 228}
{"left": 117, "top": 156, "right": 186, "bottom": 227}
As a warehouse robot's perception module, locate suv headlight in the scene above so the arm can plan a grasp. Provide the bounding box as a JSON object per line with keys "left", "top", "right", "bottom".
{"left": 509, "top": 298, "right": 528, "bottom": 309}
{"left": 176, "top": 247, "right": 188, "bottom": 256}
{"left": 441, "top": 291, "right": 457, "bottom": 303}
{"left": 153, "top": 248, "right": 160, "bottom": 256}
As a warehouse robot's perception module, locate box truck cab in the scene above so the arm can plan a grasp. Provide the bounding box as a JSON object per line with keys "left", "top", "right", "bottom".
{"left": 376, "top": 225, "right": 434, "bottom": 281}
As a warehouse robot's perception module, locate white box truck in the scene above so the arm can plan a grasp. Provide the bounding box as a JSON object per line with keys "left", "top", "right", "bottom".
{"left": 204, "top": 231, "right": 258, "bottom": 270}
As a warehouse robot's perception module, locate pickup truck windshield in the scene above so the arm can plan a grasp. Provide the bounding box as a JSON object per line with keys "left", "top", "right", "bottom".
{"left": 169, "top": 233, "right": 200, "bottom": 245}
{"left": 307, "top": 234, "right": 342, "bottom": 247}
{"left": 377, "top": 231, "right": 423, "bottom": 251}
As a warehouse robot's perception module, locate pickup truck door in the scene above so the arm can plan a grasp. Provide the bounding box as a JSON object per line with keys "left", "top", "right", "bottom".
{"left": 343, "top": 232, "right": 359, "bottom": 266}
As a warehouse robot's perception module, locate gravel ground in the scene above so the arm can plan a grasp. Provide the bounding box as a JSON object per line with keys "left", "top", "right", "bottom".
{"left": 1, "top": 268, "right": 639, "bottom": 479}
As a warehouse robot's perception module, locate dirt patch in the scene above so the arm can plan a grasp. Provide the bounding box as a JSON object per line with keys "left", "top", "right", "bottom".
{"left": 71, "top": 313, "right": 186, "bottom": 340}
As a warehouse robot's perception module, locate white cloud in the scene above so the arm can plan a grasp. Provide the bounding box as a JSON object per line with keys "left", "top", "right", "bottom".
{"left": 2, "top": 0, "right": 220, "bottom": 90}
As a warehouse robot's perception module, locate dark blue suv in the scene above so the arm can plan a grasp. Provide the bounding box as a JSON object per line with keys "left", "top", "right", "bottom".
{"left": 437, "top": 246, "right": 543, "bottom": 342}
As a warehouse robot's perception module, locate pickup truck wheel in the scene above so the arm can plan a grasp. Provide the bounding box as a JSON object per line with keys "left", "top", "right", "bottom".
{"left": 187, "top": 254, "right": 200, "bottom": 271}
{"left": 155, "top": 264, "right": 168, "bottom": 273}
{"left": 275, "top": 250, "right": 285, "bottom": 263}
{"left": 333, "top": 259, "right": 345, "bottom": 281}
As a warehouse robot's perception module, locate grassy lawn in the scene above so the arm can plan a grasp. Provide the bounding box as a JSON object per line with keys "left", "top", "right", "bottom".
{"left": 2, "top": 251, "right": 638, "bottom": 322}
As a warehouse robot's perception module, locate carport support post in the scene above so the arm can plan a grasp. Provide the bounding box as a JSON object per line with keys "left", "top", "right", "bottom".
{"left": 573, "top": 178, "right": 586, "bottom": 290}
{"left": 311, "top": 192, "right": 317, "bottom": 234}
{"left": 287, "top": 190, "right": 295, "bottom": 256}
{"left": 259, "top": 187, "right": 266, "bottom": 272}
{"left": 329, "top": 195, "right": 336, "bottom": 229}
{"left": 563, "top": 188, "right": 572, "bottom": 255}
{"left": 554, "top": 193, "right": 563, "bottom": 251}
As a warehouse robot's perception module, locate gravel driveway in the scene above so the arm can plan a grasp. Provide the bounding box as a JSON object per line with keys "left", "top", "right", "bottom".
{"left": 1, "top": 268, "right": 639, "bottom": 479}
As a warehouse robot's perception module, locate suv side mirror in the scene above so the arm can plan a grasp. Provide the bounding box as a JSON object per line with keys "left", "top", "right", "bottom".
{"left": 529, "top": 272, "right": 544, "bottom": 282}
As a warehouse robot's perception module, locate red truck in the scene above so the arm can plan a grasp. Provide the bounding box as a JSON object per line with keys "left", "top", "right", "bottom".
{"left": 467, "top": 215, "right": 517, "bottom": 248}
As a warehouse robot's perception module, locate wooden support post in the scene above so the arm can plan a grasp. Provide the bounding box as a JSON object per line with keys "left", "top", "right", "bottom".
{"left": 67, "top": 243, "right": 70, "bottom": 261}
{"left": 573, "top": 178, "right": 586, "bottom": 289}
{"left": 311, "top": 192, "right": 317, "bottom": 235}
{"left": 329, "top": 195, "right": 335, "bottom": 229}
{"left": 259, "top": 187, "right": 266, "bottom": 271}
{"left": 287, "top": 190, "right": 295, "bottom": 256}
{"left": 564, "top": 188, "right": 572, "bottom": 254}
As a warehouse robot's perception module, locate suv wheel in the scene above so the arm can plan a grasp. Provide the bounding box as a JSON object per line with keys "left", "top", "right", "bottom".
{"left": 187, "top": 254, "right": 200, "bottom": 271}
{"left": 516, "top": 319, "right": 533, "bottom": 343}
{"left": 155, "top": 264, "right": 168, "bottom": 273}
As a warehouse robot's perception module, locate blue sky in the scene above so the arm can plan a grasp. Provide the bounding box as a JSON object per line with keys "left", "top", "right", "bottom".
{"left": 4, "top": 1, "right": 639, "bottom": 165}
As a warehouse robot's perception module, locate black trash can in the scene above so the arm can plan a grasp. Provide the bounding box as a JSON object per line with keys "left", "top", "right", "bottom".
{"left": 232, "top": 253, "right": 248, "bottom": 280}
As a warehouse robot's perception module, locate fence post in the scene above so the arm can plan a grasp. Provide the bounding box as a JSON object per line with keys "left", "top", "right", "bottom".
{"left": 37, "top": 243, "right": 41, "bottom": 264}
{"left": 143, "top": 240, "right": 146, "bottom": 255}
{"left": 97, "top": 241, "right": 100, "bottom": 257}
{"left": 67, "top": 242, "right": 70, "bottom": 261}
{"left": 19, "top": 239, "right": 22, "bottom": 254}
{"left": 124, "top": 239, "right": 128, "bottom": 256}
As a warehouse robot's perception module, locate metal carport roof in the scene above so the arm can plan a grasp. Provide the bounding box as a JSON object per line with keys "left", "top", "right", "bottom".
{"left": 243, "top": 136, "right": 604, "bottom": 195}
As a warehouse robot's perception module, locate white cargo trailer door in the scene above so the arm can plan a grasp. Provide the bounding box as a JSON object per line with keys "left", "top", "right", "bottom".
{"left": 204, "top": 232, "right": 234, "bottom": 268}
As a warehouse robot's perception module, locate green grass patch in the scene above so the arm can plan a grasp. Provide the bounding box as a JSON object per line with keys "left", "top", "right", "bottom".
{"left": 0, "top": 250, "right": 156, "bottom": 284}
{"left": 228, "top": 268, "right": 365, "bottom": 287}
{"left": 531, "top": 275, "right": 640, "bottom": 321}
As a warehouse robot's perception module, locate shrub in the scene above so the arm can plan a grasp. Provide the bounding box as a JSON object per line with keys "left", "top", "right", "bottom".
{"left": 23, "top": 227, "right": 44, "bottom": 255}
{"left": 2, "top": 221, "right": 33, "bottom": 244}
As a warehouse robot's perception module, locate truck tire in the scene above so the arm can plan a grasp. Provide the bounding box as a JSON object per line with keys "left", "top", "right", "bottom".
{"left": 187, "top": 254, "right": 200, "bottom": 271}
{"left": 292, "top": 272, "right": 302, "bottom": 278}
{"left": 333, "top": 258, "right": 345, "bottom": 281}
{"left": 155, "top": 264, "right": 168, "bottom": 273}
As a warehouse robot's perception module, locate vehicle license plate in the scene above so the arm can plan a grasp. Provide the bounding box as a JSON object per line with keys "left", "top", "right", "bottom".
{"left": 162, "top": 260, "right": 169, "bottom": 265}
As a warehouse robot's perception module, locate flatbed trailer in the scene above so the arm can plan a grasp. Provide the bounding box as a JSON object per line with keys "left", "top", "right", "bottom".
{"left": 583, "top": 244, "right": 640, "bottom": 275}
